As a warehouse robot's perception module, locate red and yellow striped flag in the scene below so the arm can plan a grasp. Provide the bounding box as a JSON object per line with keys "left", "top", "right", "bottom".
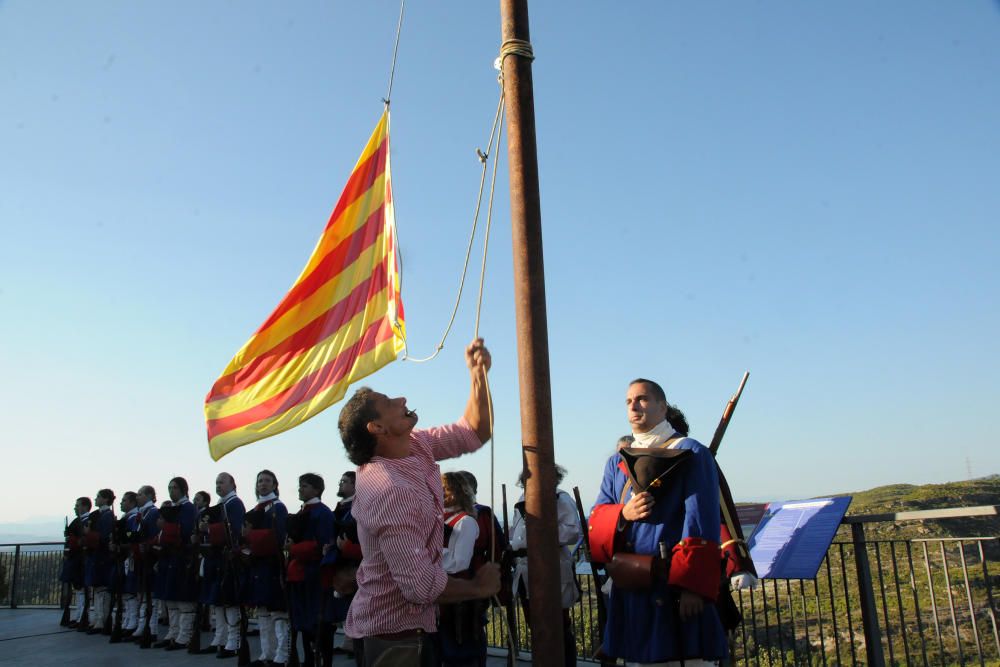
{"left": 205, "top": 111, "right": 405, "bottom": 460}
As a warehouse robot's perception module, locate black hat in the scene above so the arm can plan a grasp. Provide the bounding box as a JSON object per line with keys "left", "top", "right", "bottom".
{"left": 244, "top": 508, "right": 267, "bottom": 530}
{"left": 618, "top": 447, "right": 693, "bottom": 498}
{"left": 205, "top": 504, "right": 225, "bottom": 523}
{"left": 159, "top": 504, "right": 182, "bottom": 523}
{"left": 287, "top": 513, "right": 309, "bottom": 543}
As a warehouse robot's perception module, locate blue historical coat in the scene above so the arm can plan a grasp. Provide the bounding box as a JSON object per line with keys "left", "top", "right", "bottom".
{"left": 593, "top": 437, "right": 728, "bottom": 662}
{"left": 155, "top": 499, "right": 197, "bottom": 602}
{"left": 60, "top": 514, "right": 88, "bottom": 588}
{"left": 287, "top": 500, "right": 334, "bottom": 631}
{"left": 84, "top": 508, "right": 115, "bottom": 588}
{"left": 322, "top": 497, "right": 358, "bottom": 623}
{"left": 200, "top": 494, "right": 246, "bottom": 606}
{"left": 244, "top": 497, "right": 288, "bottom": 610}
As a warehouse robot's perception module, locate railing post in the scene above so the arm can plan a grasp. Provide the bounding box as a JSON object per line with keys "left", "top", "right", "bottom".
{"left": 9, "top": 544, "right": 21, "bottom": 609}
{"left": 851, "top": 523, "right": 885, "bottom": 666}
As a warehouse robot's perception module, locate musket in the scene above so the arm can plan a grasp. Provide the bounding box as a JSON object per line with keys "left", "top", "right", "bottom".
{"left": 500, "top": 484, "right": 519, "bottom": 666}
{"left": 139, "top": 549, "right": 153, "bottom": 648}
{"left": 60, "top": 515, "right": 72, "bottom": 626}
{"left": 109, "top": 517, "right": 126, "bottom": 643}
{"left": 221, "top": 501, "right": 251, "bottom": 666}
{"left": 76, "top": 512, "right": 94, "bottom": 632}
{"left": 709, "top": 371, "right": 749, "bottom": 456}
{"left": 277, "top": 534, "right": 301, "bottom": 667}
{"left": 572, "top": 487, "right": 606, "bottom": 623}
{"left": 187, "top": 517, "right": 204, "bottom": 654}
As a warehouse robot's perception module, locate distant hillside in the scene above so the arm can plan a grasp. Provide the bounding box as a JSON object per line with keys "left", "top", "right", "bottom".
{"left": 738, "top": 475, "right": 1000, "bottom": 547}
{"left": 836, "top": 474, "right": 1000, "bottom": 543}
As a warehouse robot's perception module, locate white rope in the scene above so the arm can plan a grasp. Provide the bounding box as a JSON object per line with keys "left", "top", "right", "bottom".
{"left": 383, "top": 0, "right": 405, "bottom": 107}
{"left": 400, "top": 90, "right": 505, "bottom": 363}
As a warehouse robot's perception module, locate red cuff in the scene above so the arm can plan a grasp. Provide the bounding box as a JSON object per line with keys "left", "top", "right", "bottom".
{"left": 207, "top": 523, "right": 228, "bottom": 548}
{"left": 588, "top": 504, "right": 624, "bottom": 564}
{"left": 247, "top": 529, "right": 278, "bottom": 557}
{"left": 159, "top": 523, "right": 180, "bottom": 546}
{"left": 289, "top": 540, "right": 320, "bottom": 562}
{"left": 668, "top": 537, "right": 720, "bottom": 601}
{"left": 287, "top": 559, "right": 306, "bottom": 583}
{"left": 339, "top": 539, "right": 362, "bottom": 562}
{"left": 720, "top": 523, "right": 754, "bottom": 578}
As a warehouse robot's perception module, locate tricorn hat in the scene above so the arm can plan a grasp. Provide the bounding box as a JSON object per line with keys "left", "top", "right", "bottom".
{"left": 618, "top": 447, "right": 693, "bottom": 498}
{"left": 287, "top": 513, "right": 309, "bottom": 543}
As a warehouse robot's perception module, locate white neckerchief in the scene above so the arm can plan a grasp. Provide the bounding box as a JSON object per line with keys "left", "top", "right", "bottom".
{"left": 338, "top": 494, "right": 355, "bottom": 504}
{"left": 176, "top": 496, "right": 191, "bottom": 505}
{"left": 303, "top": 497, "right": 321, "bottom": 506}
{"left": 219, "top": 490, "right": 238, "bottom": 504}
{"left": 256, "top": 492, "right": 278, "bottom": 504}
{"left": 97, "top": 504, "right": 111, "bottom": 512}
{"left": 139, "top": 500, "right": 155, "bottom": 512}
{"left": 631, "top": 419, "right": 678, "bottom": 449}
{"left": 126, "top": 508, "right": 139, "bottom": 519}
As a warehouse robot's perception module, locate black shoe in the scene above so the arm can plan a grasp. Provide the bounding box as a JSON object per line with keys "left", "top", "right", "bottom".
{"left": 249, "top": 660, "right": 270, "bottom": 667}
{"left": 68, "top": 620, "right": 79, "bottom": 629}
{"left": 152, "top": 639, "right": 172, "bottom": 648}
{"left": 86, "top": 627, "right": 102, "bottom": 635}
{"left": 166, "top": 641, "right": 187, "bottom": 651}
{"left": 217, "top": 649, "right": 237, "bottom": 659}
{"left": 198, "top": 646, "right": 220, "bottom": 654}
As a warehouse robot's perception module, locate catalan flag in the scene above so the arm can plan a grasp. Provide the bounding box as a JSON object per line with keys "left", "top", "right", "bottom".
{"left": 205, "top": 111, "right": 405, "bottom": 461}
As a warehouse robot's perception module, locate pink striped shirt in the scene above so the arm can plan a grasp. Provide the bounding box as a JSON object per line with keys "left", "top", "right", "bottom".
{"left": 345, "top": 418, "right": 482, "bottom": 637}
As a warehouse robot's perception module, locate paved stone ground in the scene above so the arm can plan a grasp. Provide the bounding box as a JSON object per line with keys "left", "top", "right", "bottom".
{"left": 0, "top": 609, "right": 523, "bottom": 667}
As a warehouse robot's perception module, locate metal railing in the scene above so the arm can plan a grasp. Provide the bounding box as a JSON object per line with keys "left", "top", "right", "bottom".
{"left": 0, "top": 542, "right": 64, "bottom": 608}
{"left": 4, "top": 507, "right": 998, "bottom": 665}
{"left": 485, "top": 505, "right": 1000, "bottom": 666}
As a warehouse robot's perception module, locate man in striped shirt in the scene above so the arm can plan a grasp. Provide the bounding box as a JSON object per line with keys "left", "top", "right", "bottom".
{"left": 338, "top": 338, "right": 500, "bottom": 667}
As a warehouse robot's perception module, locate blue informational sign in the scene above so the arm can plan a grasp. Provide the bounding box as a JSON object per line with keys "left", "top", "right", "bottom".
{"left": 746, "top": 496, "right": 852, "bottom": 580}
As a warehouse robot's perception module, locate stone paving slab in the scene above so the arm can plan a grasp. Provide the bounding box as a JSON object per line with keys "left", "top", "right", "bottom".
{"left": 0, "top": 610, "right": 523, "bottom": 667}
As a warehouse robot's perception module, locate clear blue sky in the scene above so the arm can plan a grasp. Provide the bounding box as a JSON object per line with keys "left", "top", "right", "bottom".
{"left": 2, "top": 1, "right": 998, "bottom": 525}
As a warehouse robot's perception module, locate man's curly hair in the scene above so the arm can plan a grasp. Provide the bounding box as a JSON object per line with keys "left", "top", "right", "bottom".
{"left": 339, "top": 387, "right": 382, "bottom": 466}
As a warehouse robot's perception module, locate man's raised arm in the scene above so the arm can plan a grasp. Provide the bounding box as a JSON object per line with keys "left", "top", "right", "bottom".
{"left": 462, "top": 338, "right": 493, "bottom": 444}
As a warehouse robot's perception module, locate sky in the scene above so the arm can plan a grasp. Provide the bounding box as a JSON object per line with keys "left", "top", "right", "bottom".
{"left": 1, "top": 1, "right": 998, "bottom": 530}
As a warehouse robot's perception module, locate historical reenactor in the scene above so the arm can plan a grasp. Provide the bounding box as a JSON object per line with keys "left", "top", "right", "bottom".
{"left": 337, "top": 339, "right": 500, "bottom": 667}
{"left": 511, "top": 465, "right": 581, "bottom": 667}
{"left": 287, "top": 473, "right": 334, "bottom": 667}
{"left": 84, "top": 488, "right": 116, "bottom": 635}
{"left": 153, "top": 477, "right": 198, "bottom": 650}
{"left": 590, "top": 379, "right": 727, "bottom": 665}
{"left": 134, "top": 485, "right": 161, "bottom": 645}
{"left": 244, "top": 469, "right": 290, "bottom": 667}
{"left": 321, "top": 470, "right": 361, "bottom": 664}
{"left": 113, "top": 491, "right": 142, "bottom": 638}
{"left": 198, "top": 472, "right": 246, "bottom": 658}
{"left": 61, "top": 496, "right": 92, "bottom": 627}
{"left": 438, "top": 472, "right": 486, "bottom": 667}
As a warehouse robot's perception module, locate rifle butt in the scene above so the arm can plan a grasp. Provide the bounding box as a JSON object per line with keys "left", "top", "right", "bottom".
{"left": 188, "top": 603, "right": 202, "bottom": 653}
{"left": 237, "top": 610, "right": 251, "bottom": 666}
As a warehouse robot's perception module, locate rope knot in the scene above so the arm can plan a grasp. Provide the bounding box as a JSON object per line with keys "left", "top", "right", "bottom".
{"left": 499, "top": 38, "right": 534, "bottom": 63}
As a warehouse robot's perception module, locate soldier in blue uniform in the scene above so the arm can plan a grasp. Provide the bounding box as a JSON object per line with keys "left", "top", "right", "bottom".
{"left": 114, "top": 491, "right": 143, "bottom": 638}
{"left": 199, "top": 472, "right": 246, "bottom": 658}
{"left": 153, "top": 477, "right": 198, "bottom": 650}
{"left": 244, "top": 469, "right": 289, "bottom": 667}
{"left": 321, "top": 471, "right": 361, "bottom": 666}
{"left": 61, "top": 496, "right": 92, "bottom": 628}
{"left": 287, "top": 473, "right": 334, "bottom": 667}
{"left": 590, "top": 379, "right": 727, "bottom": 666}
{"left": 84, "top": 489, "right": 116, "bottom": 635}
{"left": 134, "top": 484, "right": 161, "bottom": 645}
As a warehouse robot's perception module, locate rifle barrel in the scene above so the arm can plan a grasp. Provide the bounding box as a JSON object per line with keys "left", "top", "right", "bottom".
{"left": 709, "top": 371, "right": 749, "bottom": 455}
